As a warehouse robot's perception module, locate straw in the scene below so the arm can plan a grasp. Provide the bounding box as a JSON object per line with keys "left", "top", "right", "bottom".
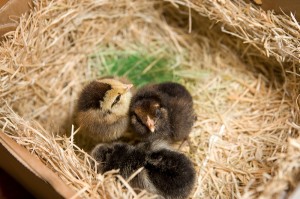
{"left": 0, "top": 0, "right": 299, "bottom": 198}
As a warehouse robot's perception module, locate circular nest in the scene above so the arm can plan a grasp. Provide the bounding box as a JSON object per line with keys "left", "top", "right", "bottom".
{"left": 0, "top": 0, "right": 299, "bottom": 198}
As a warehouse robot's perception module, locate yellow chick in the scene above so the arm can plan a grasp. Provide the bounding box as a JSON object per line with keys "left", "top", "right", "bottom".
{"left": 75, "top": 78, "right": 133, "bottom": 143}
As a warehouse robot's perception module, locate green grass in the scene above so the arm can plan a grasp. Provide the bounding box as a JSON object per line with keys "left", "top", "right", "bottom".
{"left": 89, "top": 49, "right": 179, "bottom": 87}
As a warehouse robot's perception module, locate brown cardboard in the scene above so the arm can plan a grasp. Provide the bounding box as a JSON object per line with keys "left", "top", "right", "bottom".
{"left": 0, "top": 0, "right": 10, "bottom": 8}
{"left": 261, "top": 0, "right": 300, "bottom": 21}
{"left": 246, "top": 0, "right": 300, "bottom": 21}
{"left": 0, "top": 131, "right": 78, "bottom": 199}
{"left": 0, "top": 0, "right": 32, "bottom": 37}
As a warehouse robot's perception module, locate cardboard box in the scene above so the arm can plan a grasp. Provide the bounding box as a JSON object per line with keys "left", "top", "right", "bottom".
{"left": 247, "top": 0, "right": 300, "bottom": 21}
{"left": 261, "top": 0, "right": 300, "bottom": 21}
{"left": 0, "top": 132, "right": 77, "bottom": 199}
{"left": 0, "top": 0, "right": 32, "bottom": 37}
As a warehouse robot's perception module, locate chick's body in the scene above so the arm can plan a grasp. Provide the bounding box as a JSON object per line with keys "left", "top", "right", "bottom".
{"left": 75, "top": 78, "right": 133, "bottom": 142}
{"left": 130, "top": 82, "right": 194, "bottom": 142}
{"left": 145, "top": 148, "right": 196, "bottom": 199}
{"left": 91, "top": 142, "right": 196, "bottom": 199}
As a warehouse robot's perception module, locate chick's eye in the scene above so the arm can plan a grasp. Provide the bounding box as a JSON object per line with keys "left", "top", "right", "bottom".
{"left": 115, "top": 94, "right": 121, "bottom": 102}
{"left": 111, "top": 94, "right": 121, "bottom": 108}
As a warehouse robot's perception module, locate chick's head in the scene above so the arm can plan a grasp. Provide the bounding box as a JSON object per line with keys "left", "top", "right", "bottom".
{"left": 91, "top": 143, "right": 146, "bottom": 176}
{"left": 132, "top": 98, "right": 168, "bottom": 134}
{"left": 98, "top": 79, "right": 133, "bottom": 115}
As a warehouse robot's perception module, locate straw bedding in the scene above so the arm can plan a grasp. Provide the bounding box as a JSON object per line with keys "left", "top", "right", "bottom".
{"left": 0, "top": 0, "right": 299, "bottom": 198}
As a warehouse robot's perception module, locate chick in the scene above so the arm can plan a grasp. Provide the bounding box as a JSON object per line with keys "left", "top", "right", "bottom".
{"left": 75, "top": 78, "right": 133, "bottom": 143}
{"left": 91, "top": 142, "right": 146, "bottom": 183}
{"left": 129, "top": 82, "right": 195, "bottom": 142}
{"left": 90, "top": 142, "right": 196, "bottom": 199}
{"left": 144, "top": 147, "right": 196, "bottom": 199}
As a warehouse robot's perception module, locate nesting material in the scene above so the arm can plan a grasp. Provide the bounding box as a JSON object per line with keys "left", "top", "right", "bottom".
{"left": 251, "top": 137, "right": 300, "bottom": 199}
{"left": 0, "top": 0, "right": 299, "bottom": 198}
{"left": 189, "top": 0, "right": 300, "bottom": 63}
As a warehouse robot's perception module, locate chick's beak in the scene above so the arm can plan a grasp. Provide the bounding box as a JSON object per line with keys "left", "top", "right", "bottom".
{"left": 146, "top": 115, "right": 155, "bottom": 133}
{"left": 124, "top": 84, "right": 133, "bottom": 91}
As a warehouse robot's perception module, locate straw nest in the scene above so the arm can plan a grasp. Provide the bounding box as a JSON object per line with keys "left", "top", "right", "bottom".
{"left": 0, "top": 0, "right": 299, "bottom": 198}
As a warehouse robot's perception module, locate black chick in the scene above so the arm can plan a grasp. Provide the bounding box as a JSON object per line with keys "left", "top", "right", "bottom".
{"left": 75, "top": 78, "right": 133, "bottom": 143}
{"left": 144, "top": 147, "right": 196, "bottom": 199}
{"left": 129, "top": 82, "right": 195, "bottom": 142}
{"left": 91, "top": 142, "right": 196, "bottom": 199}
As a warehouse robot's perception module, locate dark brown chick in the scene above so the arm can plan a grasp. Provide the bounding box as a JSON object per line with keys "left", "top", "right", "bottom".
{"left": 129, "top": 82, "right": 195, "bottom": 142}
{"left": 91, "top": 141, "right": 196, "bottom": 199}
{"left": 75, "top": 78, "right": 133, "bottom": 143}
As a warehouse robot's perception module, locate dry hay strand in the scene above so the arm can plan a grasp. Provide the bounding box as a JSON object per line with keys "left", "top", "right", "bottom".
{"left": 187, "top": 48, "right": 294, "bottom": 198}
{"left": 0, "top": 0, "right": 299, "bottom": 198}
{"left": 243, "top": 136, "right": 300, "bottom": 199}
{"left": 186, "top": 0, "right": 300, "bottom": 63}
{"left": 0, "top": 104, "right": 154, "bottom": 199}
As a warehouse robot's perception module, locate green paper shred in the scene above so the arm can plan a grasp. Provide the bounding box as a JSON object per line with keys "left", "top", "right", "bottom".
{"left": 89, "top": 49, "right": 179, "bottom": 87}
